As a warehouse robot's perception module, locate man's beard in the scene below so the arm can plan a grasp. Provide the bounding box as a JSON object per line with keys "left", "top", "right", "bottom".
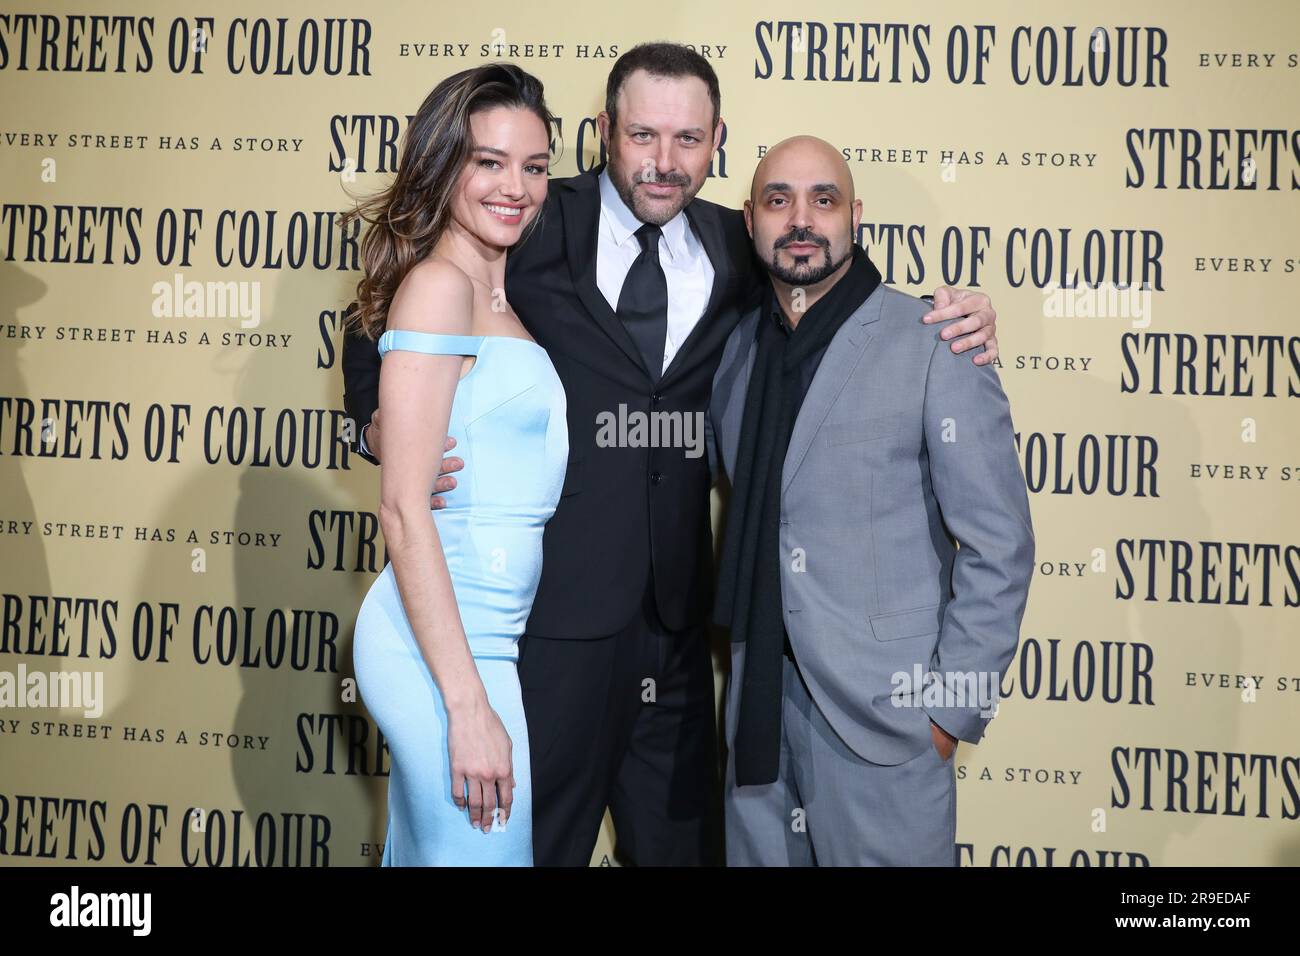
{"left": 608, "top": 146, "right": 696, "bottom": 225}
{"left": 763, "top": 228, "right": 851, "bottom": 286}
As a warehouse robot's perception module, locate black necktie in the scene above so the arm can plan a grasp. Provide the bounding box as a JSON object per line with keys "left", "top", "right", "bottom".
{"left": 616, "top": 222, "right": 668, "bottom": 381}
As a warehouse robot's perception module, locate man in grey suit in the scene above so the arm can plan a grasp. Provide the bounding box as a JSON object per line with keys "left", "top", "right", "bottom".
{"left": 709, "top": 136, "right": 1035, "bottom": 866}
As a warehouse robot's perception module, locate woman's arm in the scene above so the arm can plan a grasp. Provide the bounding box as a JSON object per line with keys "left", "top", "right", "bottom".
{"left": 376, "top": 259, "right": 514, "bottom": 832}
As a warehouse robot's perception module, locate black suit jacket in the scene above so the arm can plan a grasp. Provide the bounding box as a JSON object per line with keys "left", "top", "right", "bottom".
{"left": 342, "top": 165, "right": 758, "bottom": 637}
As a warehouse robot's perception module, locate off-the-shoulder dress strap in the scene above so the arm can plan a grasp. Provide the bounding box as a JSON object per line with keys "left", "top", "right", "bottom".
{"left": 377, "top": 329, "right": 483, "bottom": 358}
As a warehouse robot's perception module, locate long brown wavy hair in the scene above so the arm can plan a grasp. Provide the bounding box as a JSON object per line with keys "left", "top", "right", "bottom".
{"left": 342, "top": 64, "right": 557, "bottom": 341}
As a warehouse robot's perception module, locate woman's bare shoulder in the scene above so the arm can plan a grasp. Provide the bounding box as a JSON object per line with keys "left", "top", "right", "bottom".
{"left": 388, "top": 256, "right": 474, "bottom": 335}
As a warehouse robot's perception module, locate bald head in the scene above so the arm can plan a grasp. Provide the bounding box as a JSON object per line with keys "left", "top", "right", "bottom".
{"left": 751, "top": 135, "right": 855, "bottom": 206}
{"left": 745, "top": 135, "right": 862, "bottom": 290}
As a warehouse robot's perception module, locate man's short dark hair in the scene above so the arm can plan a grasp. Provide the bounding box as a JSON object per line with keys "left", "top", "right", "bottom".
{"left": 605, "top": 42, "right": 721, "bottom": 131}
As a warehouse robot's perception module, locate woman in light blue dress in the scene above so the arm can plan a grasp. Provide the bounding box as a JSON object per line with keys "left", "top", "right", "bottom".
{"left": 345, "top": 65, "right": 565, "bottom": 865}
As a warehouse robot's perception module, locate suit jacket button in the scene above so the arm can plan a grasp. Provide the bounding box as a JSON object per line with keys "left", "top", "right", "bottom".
{"left": 650, "top": 472, "right": 664, "bottom": 485}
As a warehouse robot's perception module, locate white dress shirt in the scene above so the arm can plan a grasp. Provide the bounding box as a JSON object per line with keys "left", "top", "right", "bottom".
{"left": 596, "top": 168, "right": 714, "bottom": 375}
{"left": 359, "top": 170, "right": 716, "bottom": 456}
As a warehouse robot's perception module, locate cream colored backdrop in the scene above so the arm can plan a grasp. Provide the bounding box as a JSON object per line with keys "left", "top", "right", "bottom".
{"left": 2, "top": 0, "right": 1297, "bottom": 866}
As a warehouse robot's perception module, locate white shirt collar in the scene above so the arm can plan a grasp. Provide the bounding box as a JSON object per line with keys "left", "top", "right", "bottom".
{"left": 598, "top": 166, "right": 691, "bottom": 264}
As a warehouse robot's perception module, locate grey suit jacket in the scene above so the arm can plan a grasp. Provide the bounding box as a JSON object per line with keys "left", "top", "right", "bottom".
{"left": 710, "top": 283, "right": 1035, "bottom": 766}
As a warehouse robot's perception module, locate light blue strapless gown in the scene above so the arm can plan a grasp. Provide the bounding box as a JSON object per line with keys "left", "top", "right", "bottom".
{"left": 353, "top": 329, "right": 567, "bottom": 866}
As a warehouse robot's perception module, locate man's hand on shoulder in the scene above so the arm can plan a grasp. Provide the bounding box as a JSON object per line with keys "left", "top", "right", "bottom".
{"left": 921, "top": 286, "right": 998, "bottom": 365}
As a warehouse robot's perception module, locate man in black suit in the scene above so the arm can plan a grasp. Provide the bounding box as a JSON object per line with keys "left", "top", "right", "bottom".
{"left": 342, "top": 43, "right": 1000, "bottom": 866}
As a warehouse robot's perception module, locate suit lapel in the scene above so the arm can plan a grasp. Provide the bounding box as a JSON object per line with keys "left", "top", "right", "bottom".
{"left": 781, "top": 288, "right": 886, "bottom": 493}
{"left": 556, "top": 171, "right": 653, "bottom": 378}
{"left": 657, "top": 199, "right": 735, "bottom": 388}
{"left": 709, "top": 303, "right": 761, "bottom": 476}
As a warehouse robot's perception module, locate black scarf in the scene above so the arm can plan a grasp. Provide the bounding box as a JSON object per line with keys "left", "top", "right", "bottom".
{"left": 714, "top": 243, "right": 882, "bottom": 786}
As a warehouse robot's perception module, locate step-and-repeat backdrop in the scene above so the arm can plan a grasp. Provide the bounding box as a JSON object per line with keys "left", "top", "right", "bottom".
{"left": 2, "top": 0, "right": 1296, "bottom": 866}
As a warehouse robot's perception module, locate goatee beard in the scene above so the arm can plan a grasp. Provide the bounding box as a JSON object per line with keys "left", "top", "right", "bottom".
{"left": 610, "top": 159, "right": 693, "bottom": 226}
{"left": 766, "top": 243, "right": 851, "bottom": 286}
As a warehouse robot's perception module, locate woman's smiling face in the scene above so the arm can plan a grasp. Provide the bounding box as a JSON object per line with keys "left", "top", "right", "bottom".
{"left": 449, "top": 105, "right": 551, "bottom": 249}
